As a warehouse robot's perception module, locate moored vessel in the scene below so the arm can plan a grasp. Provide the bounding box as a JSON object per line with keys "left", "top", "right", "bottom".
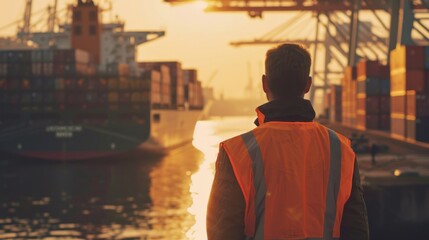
{"left": 0, "top": 0, "right": 204, "bottom": 160}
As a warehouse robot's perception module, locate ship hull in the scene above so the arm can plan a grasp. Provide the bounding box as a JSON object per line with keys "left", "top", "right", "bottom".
{"left": 139, "top": 108, "right": 202, "bottom": 153}
{"left": 0, "top": 109, "right": 201, "bottom": 161}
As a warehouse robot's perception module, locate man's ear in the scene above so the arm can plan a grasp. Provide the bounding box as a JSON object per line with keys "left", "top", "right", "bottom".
{"left": 304, "top": 76, "right": 312, "bottom": 94}
{"left": 262, "top": 74, "right": 269, "bottom": 94}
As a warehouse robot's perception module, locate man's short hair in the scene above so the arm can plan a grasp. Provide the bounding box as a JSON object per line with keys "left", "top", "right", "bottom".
{"left": 265, "top": 43, "right": 312, "bottom": 99}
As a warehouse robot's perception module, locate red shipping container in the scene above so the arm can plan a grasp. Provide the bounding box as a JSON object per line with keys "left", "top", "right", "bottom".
{"left": 357, "top": 60, "right": 381, "bottom": 79}
{"left": 53, "top": 63, "right": 65, "bottom": 76}
{"left": 379, "top": 64, "right": 390, "bottom": 79}
{"left": 379, "top": 114, "right": 390, "bottom": 131}
{"left": 379, "top": 95, "right": 390, "bottom": 114}
{"left": 366, "top": 114, "right": 380, "bottom": 129}
{"left": 366, "top": 96, "right": 380, "bottom": 114}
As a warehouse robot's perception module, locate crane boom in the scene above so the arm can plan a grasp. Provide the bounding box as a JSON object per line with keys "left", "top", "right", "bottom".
{"left": 48, "top": 0, "right": 59, "bottom": 32}
{"left": 21, "top": 0, "right": 33, "bottom": 40}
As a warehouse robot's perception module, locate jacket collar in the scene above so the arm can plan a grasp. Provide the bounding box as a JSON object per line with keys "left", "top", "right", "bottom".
{"left": 254, "top": 98, "right": 316, "bottom": 126}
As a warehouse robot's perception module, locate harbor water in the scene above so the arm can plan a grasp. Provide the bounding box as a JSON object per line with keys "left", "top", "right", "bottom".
{"left": 2, "top": 116, "right": 429, "bottom": 239}
{"left": 0, "top": 116, "right": 256, "bottom": 240}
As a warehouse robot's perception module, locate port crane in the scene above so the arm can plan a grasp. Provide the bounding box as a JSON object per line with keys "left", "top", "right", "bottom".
{"left": 164, "top": 0, "right": 429, "bottom": 110}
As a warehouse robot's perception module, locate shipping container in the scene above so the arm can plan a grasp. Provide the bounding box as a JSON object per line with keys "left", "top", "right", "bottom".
{"left": 390, "top": 69, "right": 425, "bottom": 93}
{"left": 0, "top": 51, "right": 7, "bottom": 63}
{"left": 32, "top": 63, "right": 43, "bottom": 76}
{"left": 31, "top": 50, "right": 44, "bottom": 62}
{"left": 140, "top": 61, "right": 184, "bottom": 106}
{"left": 42, "top": 49, "right": 54, "bottom": 62}
{"left": 30, "top": 77, "right": 44, "bottom": 90}
{"left": 344, "top": 66, "right": 357, "bottom": 81}
{"left": 0, "top": 64, "right": 7, "bottom": 76}
{"left": 0, "top": 79, "right": 6, "bottom": 90}
{"left": 119, "top": 78, "right": 129, "bottom": 90}
{"left": 425, "top": 47, "right": 429, "bottom": 69}
{"left": 8, "top": 79, "right": 20, "bottom": 90}
{"left": 406, "top": 91, "right": 429, "bottom": 117}
{"left": 54, "top": 78, "right": 64, "bottom": 90}
{"left": 43, "top": 63, "right": 53, "bottom": 76}
{"left": 357, "top": 78, "right": 380, "bottom": 96}
{"left": 8, "top": 63, "right": 31, "bottom": 77}
{"left": 329, "top": 85, "right": 342, "bottom": 122}
{"left": 391, "top": 93, "right": 406, "bottom": 114}
{"left": 87, "top": 78, "right": 99, "bottom": 90}
{"left": 379, "top": 114, "right": 390, "bottom": 131}
{"left": 5, "top": 50, "right": 31, "bottom": 63}
{"left": 183, "top": 69, "right": 198, "bottom": 84}
{"left": 380, "top": 79, "right": 390, "bottom": 95}
{"left": 99, "top": 78, "right": 108, "bottom": 90}
{"left": 390, "top": 45, "right": 425, "bottom": 70}
{"left": 379, "top": 95, "right": 390, "bottom": 114}
{"left": 55, "top": 92, "right": 66, "bottom": 103}
{"left": 406, "top": 117, "right": 429, "bottom": 143}
{"left": 357, "top": 60, "right": 382, "bottom": 78}
{"left": 391, "top": 115, "right": 406, "bottom": 139}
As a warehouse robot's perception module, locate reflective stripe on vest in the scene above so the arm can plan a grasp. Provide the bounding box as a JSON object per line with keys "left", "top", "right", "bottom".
{"left": 241, "top": 128, "right": 342, "bottom": 240}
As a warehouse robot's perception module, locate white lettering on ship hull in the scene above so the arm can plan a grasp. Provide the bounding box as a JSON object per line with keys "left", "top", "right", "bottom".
{"left": 45, "top": 126, "right": 83, "bottom": 138}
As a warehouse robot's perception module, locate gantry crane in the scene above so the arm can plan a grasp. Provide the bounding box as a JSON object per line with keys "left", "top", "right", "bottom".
{"left": 164, "top": 0, "right": 429, "bottom": 111}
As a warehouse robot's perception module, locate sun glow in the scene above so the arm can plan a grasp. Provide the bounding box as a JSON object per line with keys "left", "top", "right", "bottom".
{"left": 191, "top": 0, "right": 209, "bottom": 11}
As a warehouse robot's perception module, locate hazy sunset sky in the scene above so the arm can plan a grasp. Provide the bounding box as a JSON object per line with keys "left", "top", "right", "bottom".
{"left": 0, "top": 0, "right": 303, "bottom": 99}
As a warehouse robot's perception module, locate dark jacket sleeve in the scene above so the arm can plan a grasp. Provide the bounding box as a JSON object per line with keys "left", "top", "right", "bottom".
{"left": 207, "top": 147, "right": 246, "bottom": 240}
{"left": 340, "top": 158, "right": 370, "bottom": 240}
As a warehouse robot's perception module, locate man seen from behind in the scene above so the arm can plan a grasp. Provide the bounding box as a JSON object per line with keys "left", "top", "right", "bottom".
{"left": 207, "top": 43, "right": 369, "bottom": 240}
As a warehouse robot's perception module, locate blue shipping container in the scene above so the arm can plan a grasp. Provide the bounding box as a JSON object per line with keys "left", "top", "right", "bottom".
{"left": 366, "top": 78, "right": 380, "bottom": 96}
{"left": 425, "top": 47, "right": 429, "bottom": 69}
{"left": 380, "top": 79, "right": 390, "bottom": 95}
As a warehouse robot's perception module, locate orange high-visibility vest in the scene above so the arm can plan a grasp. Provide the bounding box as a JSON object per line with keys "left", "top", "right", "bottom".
{"left": 221, "top": 121, "right": 355, "bottom": 240}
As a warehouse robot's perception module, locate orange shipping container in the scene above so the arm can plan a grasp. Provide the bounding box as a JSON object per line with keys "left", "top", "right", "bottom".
{"left": 391, "top": 116, "right": 406, "bottom": 139}
{"left": 391, "top": 94, "right": 406, "bottom": 114}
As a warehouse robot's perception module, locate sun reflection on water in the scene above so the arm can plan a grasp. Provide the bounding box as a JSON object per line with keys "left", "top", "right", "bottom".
{"left": 186, "top": 116, "right": 256, "bottom": 240}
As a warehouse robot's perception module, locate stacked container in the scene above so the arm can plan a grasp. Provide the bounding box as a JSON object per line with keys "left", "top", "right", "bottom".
{"left": 329, "top": 85, "right": 342, "bottom": 122}
{"left": 356, "top": 60, "right": 390, "bottom": 131}
{"left": 390, "top": 45, "right": 429, "bottom": 142}
{"left": 183, "top": 69, "right": 203, "bottom": 109}
{"left": 341, "top": 66, "right": 357, "bottom": 126}
{"left": 140, "top": 62, "right": 187, "bottom": 108}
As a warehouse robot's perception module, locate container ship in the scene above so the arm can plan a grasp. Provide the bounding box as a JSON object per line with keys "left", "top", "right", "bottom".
{"left": 0, "top": 0, "right": 204, "bottom": 161}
